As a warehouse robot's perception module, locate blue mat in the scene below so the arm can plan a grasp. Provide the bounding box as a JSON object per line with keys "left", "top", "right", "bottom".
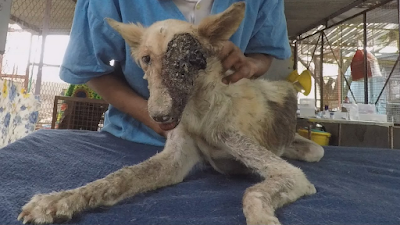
{"left": 1, "top": 129, "right": 399, "bottom": 225}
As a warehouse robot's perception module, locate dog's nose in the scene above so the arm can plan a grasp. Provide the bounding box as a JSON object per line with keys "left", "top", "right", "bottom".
{"left": 152, "top": 115, "right": 172, "bottom": 123}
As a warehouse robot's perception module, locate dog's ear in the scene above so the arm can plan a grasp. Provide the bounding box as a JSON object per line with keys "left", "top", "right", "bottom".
{"left": 105, "top": 18, "right": 145, "bottom": 51}
{"left": 197, "top": 2, "right": 245, "bottom": 44}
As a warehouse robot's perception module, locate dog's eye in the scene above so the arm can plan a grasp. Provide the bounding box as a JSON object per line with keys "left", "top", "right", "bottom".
{"left": 142, "top": 55, "right": 151, "bottom": 64}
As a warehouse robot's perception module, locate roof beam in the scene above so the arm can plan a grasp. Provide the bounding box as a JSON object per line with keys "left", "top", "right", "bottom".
{"left": 293, "top": 0, "right": 367, "bottom": 39}
{"left": 9, "top": 15, "right": 41, "bottom": 34}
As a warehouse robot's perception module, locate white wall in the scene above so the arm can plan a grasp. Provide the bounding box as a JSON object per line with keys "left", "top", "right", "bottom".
{"left": 0, "top": 0, "right": 12, "bottom": 54}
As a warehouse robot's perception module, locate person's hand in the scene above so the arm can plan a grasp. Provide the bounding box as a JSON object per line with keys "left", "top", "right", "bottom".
{"left": 218, "top": 41, "right": 259, "bottom": 84}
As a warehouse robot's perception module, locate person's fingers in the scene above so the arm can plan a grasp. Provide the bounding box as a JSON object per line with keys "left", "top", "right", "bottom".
{"left": 223, "top": 65, "right": 251, "bottom": 84}
{"left": 221, "top": 52, "right": 241, "bottom": 71}
{"left": 218, "top": 41, "right": 236, "bottom": 60}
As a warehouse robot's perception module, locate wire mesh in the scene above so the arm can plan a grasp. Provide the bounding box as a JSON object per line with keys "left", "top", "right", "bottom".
{"left": 10, "top": 0, "right": 46, "bottom": 34}
{"left": 10, "top": 0, "right": 74, "bottom": 34}
{"left": 366, "top": 0, "right": 400, "bottom": 122}
{"left": 32, "top": 81, "right": 70, "bottom": 126}
{"left": 52, "top": 96, "right": 109, "bottom": 131}
{"left": 49, "top": 0, "right": 76, "bottom": 35}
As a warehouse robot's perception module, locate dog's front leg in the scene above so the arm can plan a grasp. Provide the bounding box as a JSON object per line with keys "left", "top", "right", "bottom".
{"left": 18, "top": 128, "right": 201, "bottom": 224}
{"left": 218, "top": 131, "right": 316, "bottom": 225}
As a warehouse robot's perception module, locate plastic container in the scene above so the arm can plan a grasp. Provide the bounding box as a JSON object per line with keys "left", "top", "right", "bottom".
{"left": 358, "top": 114, "right": 388, "bottom": 122}
{"left": 299, "top": 106, "right": 315, "bottom": 117}
{"left": 357, "top": 103, "right": 376, "bottom": 114}
{"left": 333, "top": 111, "right": 347, "bottom": 120}
{"left": 299, "top": 98, "right": 315, "bottom": 106}
{"left": 342, "top": 103, "right": 359, "bottom": 120}
{"left": 297, "top": 129, "right": 331, "bottom": 146}
{"left": 298, "top": 98, "right": 316, "bottom": 117}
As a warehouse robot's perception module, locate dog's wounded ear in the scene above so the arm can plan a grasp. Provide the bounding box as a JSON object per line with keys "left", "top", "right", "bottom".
{"left": 105, "top": 18, "right": 144, "bottom": 50}
{"left": 197, "top": 2, "right": 245, "bottom": 43}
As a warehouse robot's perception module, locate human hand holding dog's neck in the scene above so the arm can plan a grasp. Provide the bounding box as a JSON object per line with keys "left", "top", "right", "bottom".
{"left": 218, "top": 41, "right": 273, "bottom": 84}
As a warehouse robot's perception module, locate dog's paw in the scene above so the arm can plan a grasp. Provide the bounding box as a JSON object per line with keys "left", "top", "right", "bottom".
{"left": 304, "top": 181, "right": 317, "bottom": 196}
{"left": 17, "top": 191, "right": 79, "bottom": 224}
{"left": 243, "top": 191, "right": 282, "bottom": 225}
{"left": 293, "top": 169, "right": 317, "bottom": 197}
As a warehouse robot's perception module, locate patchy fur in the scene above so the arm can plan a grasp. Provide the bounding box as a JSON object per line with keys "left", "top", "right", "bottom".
{"left": 18, "top": 2, "right": 324, "bottom": 225}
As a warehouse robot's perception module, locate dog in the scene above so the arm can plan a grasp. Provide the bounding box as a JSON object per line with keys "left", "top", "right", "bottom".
{"left": 18, "top": 2, "right": 324, "bottom": 224}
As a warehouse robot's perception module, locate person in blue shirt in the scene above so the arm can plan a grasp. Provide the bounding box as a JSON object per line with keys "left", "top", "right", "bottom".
{"left": 60, "top": 0, "right": 291, "bottom": 147}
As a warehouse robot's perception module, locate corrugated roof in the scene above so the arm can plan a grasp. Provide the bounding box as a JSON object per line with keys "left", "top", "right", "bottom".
{"left": 297, "top": 0, "right": 398, "bottom": 63}
{"left": 8, "top": 0, "right": 397, "bottom": 39}
{"left": 285, "top": 0, "right": 364, "bottom": 39}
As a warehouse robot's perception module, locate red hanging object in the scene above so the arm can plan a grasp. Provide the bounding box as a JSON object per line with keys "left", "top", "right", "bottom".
{"left": 350, "top": 50, "right": 373, "bottom": 81}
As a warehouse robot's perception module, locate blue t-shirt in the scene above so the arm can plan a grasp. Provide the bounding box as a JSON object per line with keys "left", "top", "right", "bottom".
{"left": 60, "top": 0, "right": 291, "bottom": 147}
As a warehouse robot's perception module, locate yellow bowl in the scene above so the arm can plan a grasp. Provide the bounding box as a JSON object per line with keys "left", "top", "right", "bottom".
{"left": 297, "top": 129, "right": 331, "bottom": 146}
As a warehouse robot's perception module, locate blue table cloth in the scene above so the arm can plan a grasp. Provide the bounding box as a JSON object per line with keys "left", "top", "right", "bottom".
{"left": 1, "top": 129, "right": 399, "bottom": 225}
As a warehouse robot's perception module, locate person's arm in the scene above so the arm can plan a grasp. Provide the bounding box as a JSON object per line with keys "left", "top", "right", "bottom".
{"left": 218, "top": 41, "right": 274, "bottom": 84}
{"left": 59, "top": 2, "right": 166, "bottom": 137}
{"left": 246, "top": 53, "right": 273, "bottom": 79}
{"left": 86, "top": 74, "right": 166, "bottom": 137}
{"left": 219, "top": 0, "right": 290, "bottom": 84}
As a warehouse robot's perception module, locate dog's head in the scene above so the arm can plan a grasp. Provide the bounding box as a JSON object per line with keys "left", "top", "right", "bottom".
{"left": 107, "top": 2, "right": 245, "bottom": 131}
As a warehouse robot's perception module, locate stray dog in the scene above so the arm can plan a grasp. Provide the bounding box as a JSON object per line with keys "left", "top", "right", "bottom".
{"left": 18, "top": 2, "right": 324, "bottom": 224}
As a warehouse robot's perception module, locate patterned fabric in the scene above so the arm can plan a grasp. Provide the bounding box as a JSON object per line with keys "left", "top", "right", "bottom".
{"left": 0, "top": 79, "right": 40, "bottom": 148}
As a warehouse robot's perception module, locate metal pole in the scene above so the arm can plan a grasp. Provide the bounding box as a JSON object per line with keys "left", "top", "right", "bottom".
{"left": 398, "top": 0, "right": 400, "bottom": 52}
{"left": 397, "top": 0, "right": 400, "bottom": 111}
{"left": 320, "top": 27, "right": 325, "bottom": 111}
{"left": 293, "top": 40, "right": 298, "bottom": 71}
{"left": 338, "top": 37, "right": 342, "bottom": 109}
{"left": 363, "top": 12, "right": 368, "bottom": 104}
{"left": 0, "top": 54, "right": 3, "bottom": 76}
{"left": 34, "top": 0, "right": 52, "bottom": 96}
{"left": 24, "top": 33, "right": 33, "bottom": 89}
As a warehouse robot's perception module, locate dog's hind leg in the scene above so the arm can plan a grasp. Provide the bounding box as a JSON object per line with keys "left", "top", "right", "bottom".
{"left": 219, "top": 131, "right": 316, "bottom": 225}
{"left": 282, "top": 133, "right": 324, "bottom": 162}
{"left": 18, "top": 127, "right": 201, "bottom": 224}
